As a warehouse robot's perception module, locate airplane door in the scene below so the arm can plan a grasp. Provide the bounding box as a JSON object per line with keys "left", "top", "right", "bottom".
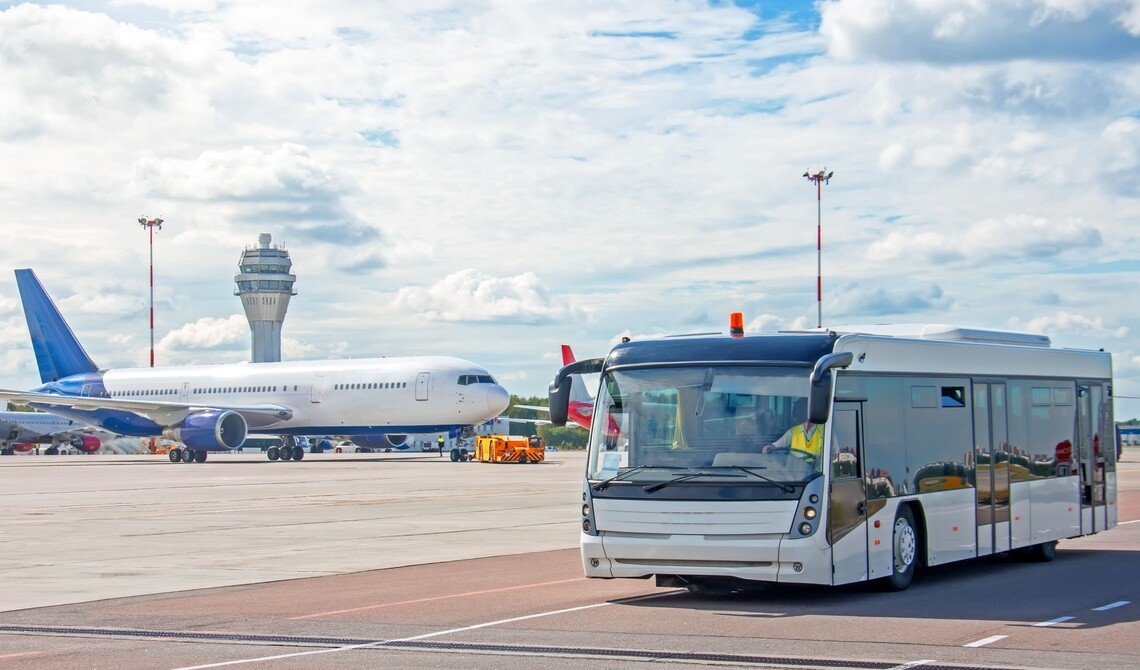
{"left": 829, "top": 405, "right": 868, "bottom": 584}
{"left": 310, "top": 375, "right": 326, "bottom": 404}
{"left": 180, "top": 382, "right": 190, "bottom": 404}
{"left": 415, "top": 372, "right": 430, "bottom": 401}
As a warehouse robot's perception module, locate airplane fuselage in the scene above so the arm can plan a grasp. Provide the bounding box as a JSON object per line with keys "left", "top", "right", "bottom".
{"left": 32, "top": 356, "right": 509, "bottom": 449}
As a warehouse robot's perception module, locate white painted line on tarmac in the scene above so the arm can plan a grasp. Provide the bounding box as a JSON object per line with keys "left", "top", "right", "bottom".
{"left": 289, "top": 576, "right": 587, "bottom": 619}
{"left": 963, "top": 635, "right": 1007, "bottom": 648}
{"left": 1117, "top": 519, "right": 1140, "bottom": 525}
{"left": 886, "top": 660, "right": 934, "bottom": 669}
{"left": 1093, "top": 600, "right": 1130, "bottom": 611}
{"left": 169, "top": 590, "right": 684, "bottom": 670}
{"left": 1033, "top": 616, "right": 1074, "bottom": 627}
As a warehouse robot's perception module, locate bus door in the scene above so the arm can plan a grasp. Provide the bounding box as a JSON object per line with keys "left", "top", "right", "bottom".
{"left": 829, "top": 404, "right": 868, "bottom": 584}
{"left": 973, "top": 382, "right": 1011, "bottom": 556}
{"left": 1077, "top": 384, "right": 1107, "bottom": 532}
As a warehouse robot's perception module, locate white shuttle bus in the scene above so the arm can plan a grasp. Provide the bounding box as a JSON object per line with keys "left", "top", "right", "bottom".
{"left": 549, "top": 319, "right": 1117, "bottom": 591}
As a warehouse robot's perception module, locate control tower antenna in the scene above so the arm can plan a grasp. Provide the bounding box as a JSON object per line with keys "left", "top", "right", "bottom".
{"left": 234, "top": 233, "right": 296, "bottom": 362}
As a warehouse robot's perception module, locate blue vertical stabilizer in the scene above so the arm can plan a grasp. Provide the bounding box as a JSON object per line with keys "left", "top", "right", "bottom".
{"left": 15, "top": 269, "right": 99, "bottom": 383}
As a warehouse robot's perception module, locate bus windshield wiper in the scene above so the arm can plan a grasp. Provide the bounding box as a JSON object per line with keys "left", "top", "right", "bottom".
{"left": 591, "top": 465, "right": 658, "bottom": 492}
{"left": 643, "top": 471, "right": 743, "bottom": 494}
{"left": 722, "top": 466, "right": 796, "bottom": 494}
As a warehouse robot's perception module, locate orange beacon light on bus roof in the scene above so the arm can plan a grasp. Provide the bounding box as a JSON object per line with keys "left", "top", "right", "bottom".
{"left": 729, "top": 312, "right": 745, "bottom": 337}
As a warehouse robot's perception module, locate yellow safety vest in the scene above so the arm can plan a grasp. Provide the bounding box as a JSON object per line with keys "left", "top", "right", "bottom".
{"left": 790, "top": 423, "right": 824, "bottom": 457}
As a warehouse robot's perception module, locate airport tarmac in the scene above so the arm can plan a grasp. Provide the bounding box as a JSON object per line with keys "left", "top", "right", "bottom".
{"left": 0, "top": 451, "right": 587, "bottom": 612}
{"left": 2, "top": 451, "right": 1139, "bottom": 669}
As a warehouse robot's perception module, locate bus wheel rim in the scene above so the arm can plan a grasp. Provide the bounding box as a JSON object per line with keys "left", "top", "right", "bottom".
{"left": 894, "top": 518, "right": 916, "bottom": 571}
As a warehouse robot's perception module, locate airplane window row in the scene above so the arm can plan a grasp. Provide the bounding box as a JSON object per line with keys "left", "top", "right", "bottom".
{"left": 334, "top": 382, "right": 407, "bottom": 390}
{"left": 457, "top": 374, "right": 497, "bottom": 385}
{"left": 110, "top": 385, "right": 303, "bottom": 397}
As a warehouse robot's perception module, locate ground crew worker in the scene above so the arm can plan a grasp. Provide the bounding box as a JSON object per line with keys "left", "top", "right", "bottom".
{"left": 437, "top": 435, "right": 445, "bottom": 457}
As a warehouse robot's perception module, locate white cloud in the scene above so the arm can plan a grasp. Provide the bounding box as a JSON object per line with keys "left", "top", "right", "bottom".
{"left": 868, "top": 215, "right": 1101, "bottom": 264}
{"left": 1010, "top": 311, "right": 1130, "bottom": 338}
{"left": 156, "top": 314, "right": 248, "bottom": 355}
{"left": 134, "top": 144, "right": 351, "bottom": 202}
{"left": 392, "top": 269, "right": 588, "bottom": 324}
{"left": 820, "top": 0, "right": 1140, "bottom": 61}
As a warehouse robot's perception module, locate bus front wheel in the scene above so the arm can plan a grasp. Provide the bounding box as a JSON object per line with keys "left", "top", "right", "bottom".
{"left": 885, "top": 506, "right": 918, "bottom": 591}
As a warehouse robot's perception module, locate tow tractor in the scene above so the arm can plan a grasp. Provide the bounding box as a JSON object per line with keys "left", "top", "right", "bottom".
{"left": 451, "top": 434, "right": 545, "bottom": 463}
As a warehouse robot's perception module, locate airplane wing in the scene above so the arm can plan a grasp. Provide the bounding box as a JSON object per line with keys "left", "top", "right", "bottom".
{"left": 513, "top": 404, "right": 550, "bottom": 413}
{"left": 0, "top": 389, "right": 293, "bottom": 429}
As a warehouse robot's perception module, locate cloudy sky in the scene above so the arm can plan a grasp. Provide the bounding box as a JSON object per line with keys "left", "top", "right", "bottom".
{"left": 1, "top": 0, "right": 1139, "bottom": 418}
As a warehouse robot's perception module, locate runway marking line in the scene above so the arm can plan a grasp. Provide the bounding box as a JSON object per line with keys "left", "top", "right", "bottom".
{"left": 1118, "top": 519, "right": 1140, "bottom": 525}
{"left": 170, "top": 590, "right": 681, "bottom": 670}
{"left": 963, "top": 635, "right": 1006, "bottom": 648}
{"left": 1092, "top": 600, "right": 1129, "bottom": 611}
{"left": 1033, "top": 616, "right": 1074, "bottom": 627}
{"left": 0, "top": 652, "right": 46, "bottom": 660}
{"left": 289, "top": 576, "right": 587, "bottom": 619}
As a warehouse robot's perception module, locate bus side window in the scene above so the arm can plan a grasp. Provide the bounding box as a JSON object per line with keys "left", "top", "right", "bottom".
{"left": 831, "top": 409, "right": 860, "bottom": 479}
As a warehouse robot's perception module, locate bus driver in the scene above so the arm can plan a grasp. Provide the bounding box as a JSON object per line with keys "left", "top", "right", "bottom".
{"left": 760, "top": 398, "right": 826, "bottom": 466}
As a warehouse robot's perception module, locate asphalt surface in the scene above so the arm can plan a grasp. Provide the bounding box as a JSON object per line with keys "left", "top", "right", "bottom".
{"left": 1, "top": 450, "right": 1138, "bottom": 669}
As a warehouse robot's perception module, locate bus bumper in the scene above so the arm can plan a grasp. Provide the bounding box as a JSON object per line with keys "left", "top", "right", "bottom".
{"left": 582, "top": 531, "right": 829, "bottom": 585}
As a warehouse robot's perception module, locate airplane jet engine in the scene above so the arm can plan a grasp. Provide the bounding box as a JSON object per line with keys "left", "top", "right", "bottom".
{"left": 163, "top": 410, "right": 247, "bottom": 451}
{"left": 69, "top": 434, "right": 102, "bottom": 453}
{"left": 349, "top": 434, "right": 408, "bottom": 449}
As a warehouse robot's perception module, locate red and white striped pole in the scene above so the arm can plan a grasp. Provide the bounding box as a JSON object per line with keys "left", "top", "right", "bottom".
{"left": 802, "top": 170, "right": 833, "bottom": 329}
{"left": 138, "top": 217, "right": 164, "bottom": 367}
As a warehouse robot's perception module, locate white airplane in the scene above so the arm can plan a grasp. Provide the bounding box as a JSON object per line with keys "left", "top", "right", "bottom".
{"left": 0, "top": 410, "right": 108, "bottom": 455}
{"left": 0, "top": 269, "right": 510, "bottom": 463}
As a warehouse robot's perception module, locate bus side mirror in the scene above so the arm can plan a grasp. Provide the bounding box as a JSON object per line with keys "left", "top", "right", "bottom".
{"left": 548, "top": 357, "right": 604, "bottom": 427}
{"left": 808, "top": 352, "right": 854, "bottom": 424}
{"left": 549, "top": 376, "right": 571, "bottom": 426}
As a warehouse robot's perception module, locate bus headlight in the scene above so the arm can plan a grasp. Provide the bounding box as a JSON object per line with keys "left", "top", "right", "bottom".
{"left": 583, "top": 519, "right": 592, "bottom": 532}
{"left": 582, "top": 504, "right": 590, "bottom": 517}
{"left": 803, "top": 506, "right": 817, "bottom": 519}
{"left": 799, "top": 522, "right": 813, "bottom": 535}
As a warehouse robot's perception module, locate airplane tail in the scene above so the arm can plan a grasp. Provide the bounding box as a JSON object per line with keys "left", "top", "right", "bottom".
{"left": 15, "top": 269, "right": 99, "bottom": 383}
{"left": 560, "top": 345, "right": 594, "bottom": 404}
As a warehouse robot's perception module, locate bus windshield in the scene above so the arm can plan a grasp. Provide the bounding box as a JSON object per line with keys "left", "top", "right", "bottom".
{"left": 586, "top": 365, "right": 822, "bottom": 487}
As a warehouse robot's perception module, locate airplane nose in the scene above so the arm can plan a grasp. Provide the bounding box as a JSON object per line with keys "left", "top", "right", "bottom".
{"left": 486, "top": 384, "right": 510, "bottom": 415}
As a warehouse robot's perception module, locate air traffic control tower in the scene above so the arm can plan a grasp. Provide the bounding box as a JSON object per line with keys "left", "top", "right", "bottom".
{"left": 235, "top": 233, "right": 296, "bottom": 363}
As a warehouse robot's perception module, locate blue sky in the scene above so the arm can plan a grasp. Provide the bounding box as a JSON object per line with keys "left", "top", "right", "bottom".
{"left": 1, "top": 0, "right": 1139, "bottom": 418}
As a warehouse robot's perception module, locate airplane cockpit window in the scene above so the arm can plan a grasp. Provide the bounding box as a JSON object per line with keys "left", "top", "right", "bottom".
{"left": 458, "top": 374, "right": 498, "bottom": 385}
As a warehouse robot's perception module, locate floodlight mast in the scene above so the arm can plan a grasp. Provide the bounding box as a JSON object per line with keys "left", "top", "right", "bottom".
{"left": 138, "top": 217, "right": 164, "bottom": 367}
{"left": 802, "top": 169, "right": 833, "bottom": 329}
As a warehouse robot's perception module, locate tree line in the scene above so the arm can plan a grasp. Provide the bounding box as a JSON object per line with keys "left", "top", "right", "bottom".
{"left": 506, "top": 395, "right": 587, "bottom": 450}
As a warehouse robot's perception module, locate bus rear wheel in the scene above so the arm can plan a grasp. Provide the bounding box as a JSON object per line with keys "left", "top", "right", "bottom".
{"left": 884, "top": 506, "right": 918, "bottom": 591}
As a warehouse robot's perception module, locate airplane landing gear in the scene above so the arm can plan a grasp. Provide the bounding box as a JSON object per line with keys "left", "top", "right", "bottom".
{"left": 266, "top": 445, "right": 303, "bottom": 461}
{"left": 169, "top": 448, "right": 182, "bottom": 463}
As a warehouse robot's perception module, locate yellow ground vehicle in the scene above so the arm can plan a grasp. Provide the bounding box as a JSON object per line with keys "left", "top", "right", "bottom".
{"left": 470, "top": 434, "right": 545, "bottom": 463}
